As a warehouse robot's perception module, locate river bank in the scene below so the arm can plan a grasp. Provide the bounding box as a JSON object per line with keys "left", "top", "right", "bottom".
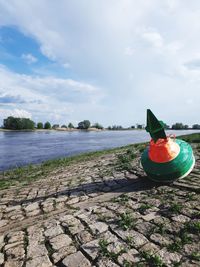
{"left": 0, "top": 127, "right": 102, "bottom": 132}
{"left": 0, "top": 133, "right": 199, "bottom": 190}
{"left": 1, "top": 129, "right": 200, "bottom": 172}
{"left": 0, "top": 133, "right": 199, "bottom": 266}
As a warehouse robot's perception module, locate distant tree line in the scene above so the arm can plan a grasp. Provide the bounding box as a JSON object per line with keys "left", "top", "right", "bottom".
{"left": 192, "top": 124, "right": 200, "bottom": 129}
{"left": 107, "top": 124, "right": 145, "bottom": 130}
{"left": 2, "top": 116, "right": 200, "bottom": 131}
{"left": 171, "top": 123, "right": 189, "bottom": 130}
{"left": 2, "top": 117, "right": 102, "bottom": 130}
{"left": 171, "top": 123, "right": 200, "bottom": 130}
{"left": 3, "top": 117, "right": 35, "bottom": 130}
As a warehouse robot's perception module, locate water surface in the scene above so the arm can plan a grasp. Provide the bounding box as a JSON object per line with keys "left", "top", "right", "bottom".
{"left": 0, "top": 129, "right": 198, "bottom": 171}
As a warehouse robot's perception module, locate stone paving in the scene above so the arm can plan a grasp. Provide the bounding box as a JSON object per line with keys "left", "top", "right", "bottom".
{"left": 0, "top": 144, "right": 200, "bottom": 266}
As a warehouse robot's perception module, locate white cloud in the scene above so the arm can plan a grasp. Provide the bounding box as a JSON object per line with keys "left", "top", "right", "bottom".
{"left": 21, "top": 53, "right": 38, "bottom": 64}
{"left": 165, "top": 41, "right": 182, "bottom": 54}
{"left": 141, "top": 28, "right": 164, "bottom": 48}
{"left": 0, "top": 108, "right": 31, "bottom": 120}
{"left": 10, "top": 108, "right": 32, "bottom": 118}
{"left": 0, "top": 1, "right": 200, "bottom": 125}
{"left": 0, "top": 64, "right": 104, "bottom": 124}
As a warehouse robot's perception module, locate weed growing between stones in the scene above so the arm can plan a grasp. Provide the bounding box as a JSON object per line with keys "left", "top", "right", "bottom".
{"left": 118, "top": 212, "right": 136, "bottom": 230}
{"left": 98, "top": 239, "right": 124, "bottom": 261}
{"left": 125, "top": 236, "right": 134, "bottom": 247}
{"left": 116, "top": 149, "right": 136, "bottom": 171}
{"left": 187, "top": 192, "right": 197, "bottom": 201}
{"left": 192, "top": 211, "right": 200, "bottom": 219}
{"left": 134, "top": 143, "right": 147, "bottom": 153}
{"left": 168, "top": 203, "right": 183, "bottom": 214}
{"left": 184, "top": 221, "right": 200, "bottom": 234}
{"left": 98, "top": 239, "right": 109, "bottom": 257}
{"left": 112, "top": 194, "right": 130, "bottom": 204}
{"left": 167, "top": 225, "right": 193, "bottom": 252}
{"left": 140, "top": 251, "right": 165, "bottom": 267}
{"left": 138, "top": 204, "right": 153, "bottom": 214}
{"left": 173, "top": 262, "right": 182, "bottom": 267}
{"left": 123, "top": 259, "right": 132, "bottom": 267}
{"left": 167, "top": 240, "right": 182, "bottom": 252}
{"left": 190, "top": 252, "right": 200, "bottom": 261}
{"left": 153, "top": 223, "right": 166, "bottom": 235}
{"left": 179, "top": 231, "right": 192, "bottom": 245}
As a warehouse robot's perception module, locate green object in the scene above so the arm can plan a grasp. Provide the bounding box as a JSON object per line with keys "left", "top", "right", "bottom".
{"left": 141, "top": 109, "right": 195, "bottom": 182}
{"left": 145, "top": 109, "right": 166, "bottom": 142}
{"left": 141, "top": 139, "right": 195, "bottom": 182}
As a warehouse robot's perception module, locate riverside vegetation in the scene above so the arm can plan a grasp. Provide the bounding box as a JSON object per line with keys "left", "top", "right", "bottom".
{"left": 0, "top": 133, "right": 199, "bottom": 190}
{"left": 2, "top": 116, "right": 200, "bottom": 131}
{"left": 0, "top": 133, "right": 199, "bottom": 266}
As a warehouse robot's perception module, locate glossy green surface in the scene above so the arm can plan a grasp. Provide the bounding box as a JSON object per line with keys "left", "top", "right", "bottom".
{"left": 145, "top": 109, "right": 166, "bottom": 142}
{"left": 141, "top": 139, "right": 195, "bottom": 182}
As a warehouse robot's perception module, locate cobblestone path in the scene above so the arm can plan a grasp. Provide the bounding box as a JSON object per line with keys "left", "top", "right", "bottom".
{"left": 0, "top": 143, "right": 199, "bottom": 266}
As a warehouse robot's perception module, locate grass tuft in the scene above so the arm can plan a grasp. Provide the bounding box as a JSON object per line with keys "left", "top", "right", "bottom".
{"left": 190, "top": 252, "right": 200, "bottom": 261}
{"left": 140, "top": 251, "right": 165, "bottom": 267}
{"left": 118, "top": 211, "right": 136, "bottom": 230}
{"left": 168, "top": 203, "right": 183, "bottom": 214}
{"left": 138, "top": 203, "right": 153, "bottom": 214}
{"left": 184, "top": 221, "right": 200, "bottom": 234}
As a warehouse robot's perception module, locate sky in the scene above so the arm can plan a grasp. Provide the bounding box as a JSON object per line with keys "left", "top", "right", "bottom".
{"left": 0, "top": 0, "right": 200, "bottom": 127}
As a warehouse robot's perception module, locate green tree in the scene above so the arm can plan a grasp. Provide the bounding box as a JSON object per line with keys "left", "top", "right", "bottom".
{"left": 172, "top": 123, "right": 184, "bottom": 130}
{"left": 61, "top": 125, "right": 67, "bottom": 128}
{"left": 3, "top": 117, "right": 35, "bottom": 130}
{"left": 78, "top": 120, "right": 91, "bottom": 129}
{"left": 52, "top": 124, "right": 59, "bottom": 129}
{"left": 136, "top": 124, "right": 143, "bottom": 129}
{"left": 193, "top": 124, "right": 200, "bottom": 129}
{"left": 92, "top": 123, "right": 103, "bottom": 129}
{"left": 37, "top": 122, "right": 43, "bottom": 129}
{"left": 68, "top": 122, "right": 74, "bottom": 128}
{"left": 112, "top": 125, "right": 123, "bottom": 130}
{"left": 107, "top": 125, "right": 123, "bottom": 130}
{"left": 44, "top": 121, "right": 51, "bottom": 129}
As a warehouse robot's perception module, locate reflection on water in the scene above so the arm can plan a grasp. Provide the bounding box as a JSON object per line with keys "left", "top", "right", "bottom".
{"left": 0, "top": 129, "right": 198, "bottom": 171}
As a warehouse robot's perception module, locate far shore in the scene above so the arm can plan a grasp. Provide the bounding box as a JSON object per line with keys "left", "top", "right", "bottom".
{"left": 0, "top": 127, "right": 142, "bottom": 132}
{"left": 0, "top": 127, "right": 105, "bottom": 132}
{"left": 0, "top": 128, "right": 200, "bottom": 133}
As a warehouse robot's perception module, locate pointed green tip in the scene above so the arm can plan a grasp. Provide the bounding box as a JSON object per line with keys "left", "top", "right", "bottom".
{"left": 145, "top": 109, "right": 166, "bottom": 142}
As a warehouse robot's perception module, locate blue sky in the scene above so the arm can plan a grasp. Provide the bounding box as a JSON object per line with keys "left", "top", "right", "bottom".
{"left": 0, "top": 0, "right": 200, "bottom": 127}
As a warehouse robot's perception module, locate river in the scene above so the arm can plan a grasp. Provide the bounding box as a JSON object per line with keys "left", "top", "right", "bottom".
{"left": 0, "top": 129, "right": 198, "bottom": 171}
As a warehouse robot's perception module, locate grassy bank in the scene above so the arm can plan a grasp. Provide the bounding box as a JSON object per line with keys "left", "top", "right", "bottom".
{"left": 0, "top": 133, "right": 199, "bottom": 191}
{"left": 0, "top": 142, "right": 146, "bottom": 190}
{"left": 178, "top": 133, "right": 200, "bottom": 143}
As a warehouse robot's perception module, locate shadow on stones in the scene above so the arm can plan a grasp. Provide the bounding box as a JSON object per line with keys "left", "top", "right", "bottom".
{"left": 9, "top": 176, "right": 162, "bottom": 206}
